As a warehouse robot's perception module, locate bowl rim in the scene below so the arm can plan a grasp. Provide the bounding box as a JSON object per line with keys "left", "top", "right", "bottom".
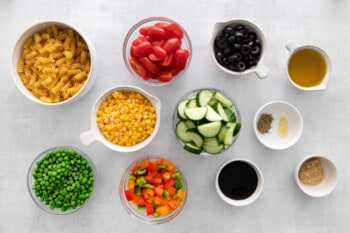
{"left": 27, "top": 146, "right": 96, "bottom": 214}
{"left": 209, "top": 18, "right": 268, "bottom": 77}
{"left": 11, "top": 20, "right": 96, "bottom": 106}
{"left": 173, "top": 87, "right": 241, "bottom": 157}
{"left": 122, "top": 16, "right": 192, "bottom": 86}
{"left": 215, "top": 158, "right": 264, "bottom": 206}
{"left": 80, "top": 85, "right": 161, "bottom": 152}
{"left": 294, "top": 155, "right": 338, "bottom": 197}
{"left": 253, "top": 100, "right": 303, "bottom": 150}
{"left": 119, "top": 155, "right": 187, "bottom": 224}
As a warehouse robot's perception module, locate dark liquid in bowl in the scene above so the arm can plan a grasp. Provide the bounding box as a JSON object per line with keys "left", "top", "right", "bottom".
{"left": 218, "top": 161, "right": 258, "bottom": 200}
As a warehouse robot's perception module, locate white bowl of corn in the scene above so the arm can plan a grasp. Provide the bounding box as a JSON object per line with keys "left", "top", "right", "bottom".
{"left": 80, "top": 85, "right": 161, "bottom": 152}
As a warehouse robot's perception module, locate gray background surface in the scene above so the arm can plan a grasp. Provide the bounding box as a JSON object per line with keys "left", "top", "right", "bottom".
{"left": 1, "top": 0, "right": 349, "bottom": 232}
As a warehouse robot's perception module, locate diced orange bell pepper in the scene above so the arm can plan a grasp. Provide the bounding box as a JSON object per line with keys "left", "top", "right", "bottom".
{"left": 128, "top": 179, "right": 135, "bottom": 190}
{"left": 154, "top": 196, "right": 163, "bottom": 205}
{"left": 156, "top": 205, "right": 171, "bottom": 216}
{"left": 167, "top": 186, "right": 177, "bottom": 196}
{"left": 140, "top": 159, "right": 149, "bottom": 169}
{"left": 154, "top": 186, "right": 164, "bottom": 196}
{"left": 177, "top": 188, "right": 186, "bottom": 200}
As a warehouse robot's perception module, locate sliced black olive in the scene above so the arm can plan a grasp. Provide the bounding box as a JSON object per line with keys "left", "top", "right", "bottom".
{"left": 224, "top": 26, "right": 234, "bottom": 35}
{"left": 241, "top": 45, "right": 251, "bottom": 55}
{"left": 237, "top": 61, "right": 246, "bottom": 71}
{"left": 235, "top": 31, "right": 244, "bottom": 40}
{"left": 241, "top": 30, "right": 249, "bottom": 38}
{"left": 223, "top": 48, "right": 233, "bottom": 56}
{"left": 216, "top": 37, "right": 227, "bottom": 49}
{"left": 227, "top": 36, "right": 236, "bottom": 45}
{"left": 251, "top": 46, "right": 260, "bottom": 54}
{"left": 233, "top": 52, "right": 242, "bottom": 61}
{"left": 216, "top": 52, "right": 224, "bottom": 60}
{"left": 235, "top": 24, "right": 245, "bottom": 32}
{"left": 228, "top": 54, "right": 239, "bottom": 63}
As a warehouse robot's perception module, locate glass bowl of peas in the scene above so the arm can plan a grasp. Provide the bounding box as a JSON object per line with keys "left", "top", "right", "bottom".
{"left": 119, "top": 156, "right": 187, "bottom": 224}
{"left": 80, "top": 85, "right": 161, "bottom": 153}
{"left": 27, "top": 146, "right": 96, "bottom": 214}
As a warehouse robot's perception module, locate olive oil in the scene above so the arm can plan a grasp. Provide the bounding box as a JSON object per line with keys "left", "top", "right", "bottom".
{"left": 288, "top": 48, "right": 326, "bottom": 87}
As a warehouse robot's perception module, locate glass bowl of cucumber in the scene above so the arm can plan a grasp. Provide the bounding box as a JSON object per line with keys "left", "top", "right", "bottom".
{"left": 173, "top": 88, "right": 241, "bottom": 157}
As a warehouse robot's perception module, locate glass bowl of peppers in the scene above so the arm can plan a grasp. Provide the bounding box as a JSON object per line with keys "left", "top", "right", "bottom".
{"left": 27, "top": 146, "right": 96, "bottom": 214}
{"left": 123, "top": 17, "right": 192, "bottom": 86}
{"left": 119, "top": 156, "right": 187, "bottom": 224}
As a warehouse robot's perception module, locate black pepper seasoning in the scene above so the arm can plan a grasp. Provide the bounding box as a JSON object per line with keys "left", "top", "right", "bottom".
{"left": 257, "top": 113, "right": 273, "bottom": 134}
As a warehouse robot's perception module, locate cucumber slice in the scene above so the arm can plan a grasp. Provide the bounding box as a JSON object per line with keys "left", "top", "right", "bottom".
{"left": 233, "top": 122, "right": 241, "bottom": 136}
{"left": 187, "top": 129, "right": 204, "bottom": 147}
{"left": 203, "top": 136, "right": 220, "bottom": 146}
{"left": 224, "top": 107, "right": 236, "bottom": 122}
{"left": 213, "top": 102, "right": 229, "bottom": 122}
{"left": 205, "top": 105, "right": 223, "bottom": 122}
{"left": 203, "top": 143, "right": 224, "bottom": 154}
{"left": 186, "top": 98, "right": 198, "bottom": 108}
{"left": 184, "top": 107, "right": 207, "bottom": 121}
{"left": 184, "top": 120, "right": 196, "bottom": 129}
{"left": 207, "top": 97, "right": 219, "bottom": 107}
{"left": 183, "top": 143, "right": 202, "bottom": 154}
{"left": 218, "top": 122, "right": 236, "bottom": 146}
{"left": 177, "top": 99, "right": 188, "bottom": 120}
{"left": 197, "top": 121, "right": 222, "bottom": 137}
{"left": 214, "top": 92, "right": 233, "bottom": 108}
{"left": 175, "top": 120, "right": 192, "bottom": 142}
{"left": 196, "top": 89, "right": 214, "bottom": 107}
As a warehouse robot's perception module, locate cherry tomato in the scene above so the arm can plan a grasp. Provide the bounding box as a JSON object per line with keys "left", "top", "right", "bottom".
{"left": 139, "top": 26, "right": 151, "bottom": 36}
{"left": 148, "top": 26, "right": 167, "bottom": 39}
{"left": 163, "top": 38, "right": 181, "bottom": 54}
{"left": 161, "top": 53, "right": 174, "bottom": 67}
{"left": 167, "top": 23, "right": 184, "bottom": 39}
{"left": 152, "top": 45, "right": 167, "bottom": 60}
{"left": 139, "top": 57, "right": 159, "bottom": 74}
{"left": 133, "top": 41, "right": 153, "bottom": 57}
{"left": 148, "top": 53, "right": 163, "bottom": 62}
{"left": 173, "top": 48, "right": 189, "bottom": 71}
{"left": 132, "top": 36, "right": 149, "bottom": 46}
{"left": 157, "top": 71, "right": 173, "bottom": 82}
{"left": 129, "top": 57, "right": 147, "bottom": 77}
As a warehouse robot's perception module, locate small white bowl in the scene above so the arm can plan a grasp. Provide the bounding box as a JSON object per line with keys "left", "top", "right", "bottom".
{"left": 215, "top": 158, "right": 264, "bottom": 206}
{"left": 11, "top": 21, "right": 96, "bottom": 106}
{"left": 295, "top": 155, "right": 338, "bottom": 197}
{"left": 210, "top": 18, "right": 269, "bottom": 79}
{"left": 253, "top": 101, "right": 303, "bottom": 150}
{"left": 80, "top": 85, "right": 161, "bottom": 152}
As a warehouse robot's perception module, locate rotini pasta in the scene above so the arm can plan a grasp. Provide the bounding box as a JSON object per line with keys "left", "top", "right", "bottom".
{"left": 17, "top": 24, "right": 91, "bottom": 103}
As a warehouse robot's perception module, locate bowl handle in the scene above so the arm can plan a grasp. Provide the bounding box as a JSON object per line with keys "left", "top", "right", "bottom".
{"left": 255, "top": 64, "right": 269, "bottom": 79}
{"left": 80, "top": 129, "right": 98, "bottom": 146}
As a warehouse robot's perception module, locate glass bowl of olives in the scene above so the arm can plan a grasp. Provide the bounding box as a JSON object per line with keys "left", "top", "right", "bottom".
{"left": 210, "top": 18, "right": 269, "bottom": 79}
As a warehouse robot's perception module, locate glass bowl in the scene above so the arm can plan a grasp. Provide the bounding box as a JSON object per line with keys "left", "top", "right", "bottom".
{"left": 173, "top": 88, "right": 241, "bottom": 157}
{"left": 11, "top": 21, "right": 96, "bottom": 106}
{"left": 119, "top": 156, "right": 187, "bottom": 224}
{"left": 27, "top": 146, "right": 96, "bottom": 214}
{"left": 80, "top": 85, "right": 161, "bottom": 152}
{"left": 123, "top": 17, "right": 192, "bottom": 86}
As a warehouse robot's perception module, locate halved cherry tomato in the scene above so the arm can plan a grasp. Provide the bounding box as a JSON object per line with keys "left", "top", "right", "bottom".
{"left": 155, "top": 22, "right": 170, "bottom": 31}
{"left": 129, "top": 57, "right": 147, "bottom": 77}
{"left": 162, "top": 38, "right": 181, "bottom": 54}
{"left": 124, "top": 189, "right": 134, "bottom": 201}
{"left": 148, "top": 26, "right": 167, "bottom": 39}
{"left": 142, "top": 72, "right": 153, "bottom": 80}
{"left": 139, "top": 57, "right": 159, "bottom": 74}
{"left": 133, "top": 41, "right": 153, "bottom": 57}
{"left": 167, "top": 23, "right": 184, "bottom": 39}
{"left": 152, "top": 45, "right": 167, "bottom": 60}
{"left": 161, "top": 53, "right": 174, "bottom": 67}
{"left": 157, "top": 71, "right": 173, "bottom": 82}
{"left": 174, "top": 48, "right": 190, "bottom": 71}
{"left": 152, "top": 39, "right": 165, "bottom": 46}
{"left": 148, "top": 53, "right": 163, "bottom": 62}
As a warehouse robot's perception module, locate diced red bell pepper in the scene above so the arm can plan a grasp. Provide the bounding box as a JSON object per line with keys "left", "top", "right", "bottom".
{"left": 147, "top": 162, "right": 157, "bottom": 173}
{"left": 146, "top": 203, "right": 154, "bottom": 215}
{"left": 124, "top": 189, "right": 134, "bottom": 201}
{"left": 164, "top": 177, "right": 175, "bottom": 189}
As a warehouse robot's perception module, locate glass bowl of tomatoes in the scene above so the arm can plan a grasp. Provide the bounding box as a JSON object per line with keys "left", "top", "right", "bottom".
{"left": 119, "top": 156, "right": 187, "bottom": 224}
{"left": 123, "top": 17, "right": 192, "bottom": 86}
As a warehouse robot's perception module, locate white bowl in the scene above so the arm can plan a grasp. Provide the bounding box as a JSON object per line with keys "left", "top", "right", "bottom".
{"left": 215, "top": 158, "right": 264, "bottom": 206}
{"left": 210, "top": 18, "right": 269, "bottom": 79}
{"left": 80, "top": 85, "right": 161, "bottom": 152}
{"left": 253, "top": 101, "right": 303, "bottom": 150}
{"left": 295, "top": 155, "right": 338, "bottom": 197}
{"left": 11, "top": 21, "right": 96, "bottom": 106}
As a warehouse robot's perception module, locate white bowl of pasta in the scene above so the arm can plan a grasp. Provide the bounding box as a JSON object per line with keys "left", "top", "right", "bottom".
{"left": 11, "top": 21, "right": 96, "bottom": 106}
